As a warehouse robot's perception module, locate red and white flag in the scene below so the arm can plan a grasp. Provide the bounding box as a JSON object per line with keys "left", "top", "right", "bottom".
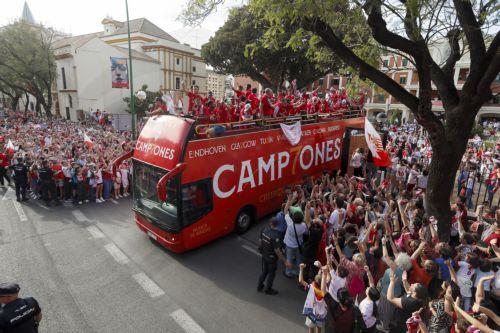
{"left": 6, "top": 139, "right": 15, "bottom": 154}
{"left": 83, "top": 133, "right": 94, "bottom": 149}
{"left": 364, "top": 118, "right": 391, "bottom": 167}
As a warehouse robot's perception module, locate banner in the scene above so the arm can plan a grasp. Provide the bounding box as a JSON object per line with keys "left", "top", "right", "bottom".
{"left": 280, "top": 121, "right": 301, "bottom": 146}
{"left": 111, "top": 57, "right": 129, "bottom": 88}
{"left": 364, "top": 118, "right": 391, "bottom": 167}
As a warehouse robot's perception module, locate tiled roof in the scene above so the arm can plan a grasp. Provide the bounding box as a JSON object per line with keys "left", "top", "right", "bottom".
{"left": 52, "top": 32, "right": 102, "bottom": 49}
{"left": 111, "top": 18, "right": 179, "bottom": 43}
{"left": 111, "top": 45, "right": 159, "bottom": 63}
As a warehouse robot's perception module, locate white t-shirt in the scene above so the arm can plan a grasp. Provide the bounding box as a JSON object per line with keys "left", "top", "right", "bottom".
{"left": 283, "top": 214, "right": 308, "bottom": 248}
{"left": 456, "top": 261, "right": 475, "bottom": 297}
{"left": 396, "top": 165, "right": 407, "bottom": 180}
{"left": 351, "top": 153, "right": 363, "bottom": 168}
{"left": 417, "top": 175, "right": 428, "bottom": 189}
{"left": 474, "top": 270, "right": 493, "bottom": 291}
{"left": 407, "top": 169, "right": 419, "bottom": 184}
{"left": 359, "top": 298, "right": 377, "bottom": 328}
{"left": 328, "top": 269, "right": 346, "bottom": 302}
{"left": 328, "top": 208, "right": 345, "bottom": 234}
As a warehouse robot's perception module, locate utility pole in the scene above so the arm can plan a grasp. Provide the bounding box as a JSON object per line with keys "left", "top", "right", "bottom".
{"left": 125, "top": 0, "right": 136, "bottom": 139}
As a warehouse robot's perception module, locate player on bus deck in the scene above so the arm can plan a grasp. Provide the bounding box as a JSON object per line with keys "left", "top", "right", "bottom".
{"left": 260, "top": 88, "right": 275, "bottom": 118}
{"left": 146, "top": 97, "right": 167, "bottom": 116}
{"left": 181, "top": 82, "right": 202, "bottom": 115}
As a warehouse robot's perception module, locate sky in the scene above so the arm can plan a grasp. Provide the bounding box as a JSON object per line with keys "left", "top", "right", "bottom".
{"left": 0, "top": 0, "right": 243, "bottom": 48}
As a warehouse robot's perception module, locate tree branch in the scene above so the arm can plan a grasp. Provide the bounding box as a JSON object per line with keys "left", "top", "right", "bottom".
{"left": 301, "top": 16, "right": 419, "bottom": 111}
{"left": 473, "top": 31, "right": 500, "bottom": 106}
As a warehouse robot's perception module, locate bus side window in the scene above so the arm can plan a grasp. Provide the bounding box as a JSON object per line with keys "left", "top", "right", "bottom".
{"left": 181, "top": 178, "right": 213, "bottom": 226}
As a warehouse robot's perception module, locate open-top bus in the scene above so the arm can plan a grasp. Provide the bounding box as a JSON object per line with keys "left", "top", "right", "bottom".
{"left": 127, "top": 113, "right": 365, "bottom": 252}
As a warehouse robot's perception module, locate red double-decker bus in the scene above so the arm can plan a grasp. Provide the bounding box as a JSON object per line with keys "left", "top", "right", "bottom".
{"left": 129, "top": 113, "right": 364, "bottom": 252}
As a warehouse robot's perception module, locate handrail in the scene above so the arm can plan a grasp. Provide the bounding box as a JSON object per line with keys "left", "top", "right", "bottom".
{"left": 194, "top": 109, "right": 363, "bottom": 137}
{"left": 157, "top": 163, "right": 186, "bottom": 202}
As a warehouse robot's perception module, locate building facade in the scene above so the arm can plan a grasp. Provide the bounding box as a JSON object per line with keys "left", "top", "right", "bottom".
{"left": 206, "top": 69, "right": 226, "bottom": 100}
{"left": 53, "top": 17, "right": 207, "bottom": 123}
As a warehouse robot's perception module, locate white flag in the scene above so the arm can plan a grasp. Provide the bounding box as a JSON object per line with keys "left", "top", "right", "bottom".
{"left": 280, "top": 121, "right": 301, "bottom": 146}
{"left": 364, "top": 118, "right": 382, "bottom": 159}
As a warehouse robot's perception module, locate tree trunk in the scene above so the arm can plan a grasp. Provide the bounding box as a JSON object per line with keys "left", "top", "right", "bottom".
{"left": 24, "top": 93, "right": 29, "bottom": 111}
{"left": 10, "top": 95, "right": 20, "bottom": 110}
{"left": 425, "top": 104, "right": 476, "bottom": 241}
{"left": 35, "top": 98, "right": 41, "bottom": 116}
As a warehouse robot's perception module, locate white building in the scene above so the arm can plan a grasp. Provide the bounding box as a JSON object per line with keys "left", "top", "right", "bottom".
{"left": 53, "top": 17, "right": 207, "bottom": 123}
{"left": 206, "top": 68, "right": 227, "bottom": 100}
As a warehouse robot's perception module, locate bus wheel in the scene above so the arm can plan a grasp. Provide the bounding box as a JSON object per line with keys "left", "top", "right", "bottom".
{"left": 235, "top": 209, "right": 253, "bottom": 234}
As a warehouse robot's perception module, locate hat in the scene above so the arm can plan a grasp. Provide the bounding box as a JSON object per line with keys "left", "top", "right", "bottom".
{"left": 289, "top": 206, "right": 304, "bottom": 223}
{"left": 0, "top": 283, "right": 20, "bottom": 296}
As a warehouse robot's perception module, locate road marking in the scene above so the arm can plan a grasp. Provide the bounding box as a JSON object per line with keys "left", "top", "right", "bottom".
{"left": 12, "top": 200, "right": 28, "bottom": 222}
{"left": 241, "top": 244, "right": 262, "bottom": 257}
{"left": 110, "top": 199, "right": 119, "bottom": 204}
{"left": 35, "top": 201, "right": 51, "bottom": 211}
{"left": 170, "top": 309, "right": 206, "bottom": 333}
{"left": 104, "top": 243, "right": 129, "bottom": 264}
{"left": 2, "top": 187, "right": 15, "bottom": 201}
{"left": 72, "top": 209, "right": 89, "bottom": 222}
{"left": 86, "top": 225, "right": 105, "bottom": 239}
{"left": 132, "top": 272, "right": 165, "bottom": 298}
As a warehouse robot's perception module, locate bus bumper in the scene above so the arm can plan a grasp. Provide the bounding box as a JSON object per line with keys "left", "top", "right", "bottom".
{"left": 135, "top": 214, "right": 185, "bottom": 253}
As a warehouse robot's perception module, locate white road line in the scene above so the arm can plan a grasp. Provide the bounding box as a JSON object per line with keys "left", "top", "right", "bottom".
{"left": 104, "top": 243, "right": 130, "bottom": 264}
{"left": 72, "top": 209, "right": 89, "bottom": 222}
{"left": 35, "top": 201, "right": 51, "bottom": 211}
{"left": 241, "top": 244, "right": 262, "bottom": 257}
{"left": 12, "top": 200, "right": 28, "bottom": 222}
{"left": 170, "top": 309, "right": 206, "bottom": 333}
{"left": 132, "top": 272, "right": 165, "bottom": 298}
{"left": 110, "top": 199, "right": 119, "bottom": 205}
{"left": 86, "top": 225, "right": 105, "bottom": 239}
{"left": 2, "top": 187, "right": 15, "bottom": 201}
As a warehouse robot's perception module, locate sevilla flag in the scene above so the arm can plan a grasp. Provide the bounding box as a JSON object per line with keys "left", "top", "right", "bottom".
{"left": 6, "top": 139, "right": 15, "bottom": 154}
{"left": 83, "top": 133, "right": 94, "bottom": 149}
{"left": 364, "top": 118, "right": 391, "bottom": 167}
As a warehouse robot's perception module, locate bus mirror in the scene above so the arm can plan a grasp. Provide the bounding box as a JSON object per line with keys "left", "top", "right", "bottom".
{"left": 156, "top": 163, "right": 186, "bottom": 203}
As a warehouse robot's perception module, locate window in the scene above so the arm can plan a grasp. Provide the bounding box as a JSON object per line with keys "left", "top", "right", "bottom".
{"left": 176, "top": 58, "right": 180, "bottom": 65}
{"left": 399, "top": 76, "right": 407, "bottom": 85}
{"left": 133, "top": 161, "right": 180, "bottom": 232}
{"left": 402, "top": 58, "right": 408, "bottom": 67}
{"left": 68, "top": 95, "right": 73, "bottom": 108}
{"left": 318, "top": 78, "right": 324, "bottom": 86}
{"left": 181, "top": 179, "right": 213, "bottom": 226}
{"left": 61, "top": 67, "right": 67, "bottom": 89}
{"left": 331, "top": 78, "right": 340, "bottom": 86}
{"left": 192, "top": 66, "right": 196, "bottom": 72}
{"left": 175, "top": 77, "right": 181, "bottom": 90}
{"left": 383, "top": 59, "right": 389, "bottom": 67}
{"left": 192, "top": 80, "right": 196, "bottom": 86}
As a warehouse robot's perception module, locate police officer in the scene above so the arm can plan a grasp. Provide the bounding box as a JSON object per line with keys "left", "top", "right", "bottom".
{"left": 37, "top": 160, "right": 54, "bottom": 205}
{"left": 0, "top": 283, "right": 42, "bottom": 333}
{"left": 257, "top": 218, "right": 290, "bottom": 295}
{"left": 12, "top": 156, "right": 29, "bottom": 202}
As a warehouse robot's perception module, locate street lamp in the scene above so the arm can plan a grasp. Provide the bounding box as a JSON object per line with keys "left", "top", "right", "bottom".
{"left": 125, "top": 0, "right": 136, "bottom": 140}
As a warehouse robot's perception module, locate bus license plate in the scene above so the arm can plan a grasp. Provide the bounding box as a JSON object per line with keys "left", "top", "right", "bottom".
{"left": 147, "top": 231, "right": 157, "bottom": 241}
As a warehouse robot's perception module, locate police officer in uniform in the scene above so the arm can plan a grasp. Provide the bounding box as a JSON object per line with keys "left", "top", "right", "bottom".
{"left": 12, "top": 156, "right": 29, "bottom": 202}
{"left": 257, "top": 218, "right": 290, "bottom": 295}
{"left": 0, "top": 283, "right": 42, "bottom": 333}
{"left": 37, "top": 160, "right": 54, "bottom": 205}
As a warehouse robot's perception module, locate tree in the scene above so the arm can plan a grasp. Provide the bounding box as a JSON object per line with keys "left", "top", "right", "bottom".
{"left": 123, "top": 84, "right": 161, "bottom": 117}
{"left": 182, "top": 0, "right": 500, "bottom": 240}
{"left": 0, "top": 21, "right": 57, "bottom": 118}
{"left": 201, "top": 7, "right": 345, "bottom": 88}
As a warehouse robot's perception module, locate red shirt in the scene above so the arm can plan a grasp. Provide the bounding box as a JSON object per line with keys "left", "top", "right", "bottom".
{"left": 484, "top": 232, "right": 500, "bottom": 246}
{"left": 187, "top": 92, "right": 202, "bottom": 113}
{"left": 408, "top": 259, "right": 432, "bottom": 288}
{"left": 0, "top": 153, "right": 8, "bottom": 167}
{"left": 261, "top": 95, "right": 274, "bottom": 117}
{"left": 52, "top": 164, "right": 64, "bottom": 180}
{"left": 217, "top": 106, "right": 230, "bottom": 123}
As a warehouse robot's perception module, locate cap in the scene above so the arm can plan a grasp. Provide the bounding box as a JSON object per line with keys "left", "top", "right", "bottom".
{"left": 0, "top": 283, "right": 20, "bottom": 296}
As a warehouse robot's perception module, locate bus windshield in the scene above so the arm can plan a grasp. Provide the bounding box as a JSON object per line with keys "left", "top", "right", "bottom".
{"left": 133, "top": 161, "right": 180, "bottom": 232}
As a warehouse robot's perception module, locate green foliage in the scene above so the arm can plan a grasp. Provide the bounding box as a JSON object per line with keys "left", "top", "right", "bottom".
{"left": 469, "top": 124, "right": 484, "bottom": 139}
{"left": 201, "top": 6, "right": 338, "bottom": 88}
{"left": 123, "top": 84, "right": 161, "bottom": 117}
{"left": 0, "top": 21, "right": 57, "bottom": 116}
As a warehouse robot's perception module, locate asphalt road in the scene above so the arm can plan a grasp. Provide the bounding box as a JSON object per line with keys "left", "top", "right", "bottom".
{"left": 0, "top": 185, "right": 305, "bottom": 333}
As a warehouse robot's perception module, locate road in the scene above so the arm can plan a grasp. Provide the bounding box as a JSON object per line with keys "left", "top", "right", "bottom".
{"left": 0, "top": 185, "right": 305, "bottom": 333}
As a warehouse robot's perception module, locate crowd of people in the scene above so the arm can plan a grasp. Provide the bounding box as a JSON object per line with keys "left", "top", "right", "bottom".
{"left": 258, "top": 122, "right": 499, "bottom": 333}
{"left": 148, "top": 82, "right": 365, "bottom": 125}
{"left": 0, "top": 109, "right": 133, "bottom": 205}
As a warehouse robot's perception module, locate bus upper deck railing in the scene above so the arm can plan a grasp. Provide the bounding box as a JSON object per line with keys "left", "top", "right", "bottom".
{"left": 193, "top": 108, "right": 364, "bottom": 139}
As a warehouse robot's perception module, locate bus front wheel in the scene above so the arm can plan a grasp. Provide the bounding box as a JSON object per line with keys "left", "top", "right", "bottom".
{"left": 235, "top": 209, "right": 253, "bottom": 234}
